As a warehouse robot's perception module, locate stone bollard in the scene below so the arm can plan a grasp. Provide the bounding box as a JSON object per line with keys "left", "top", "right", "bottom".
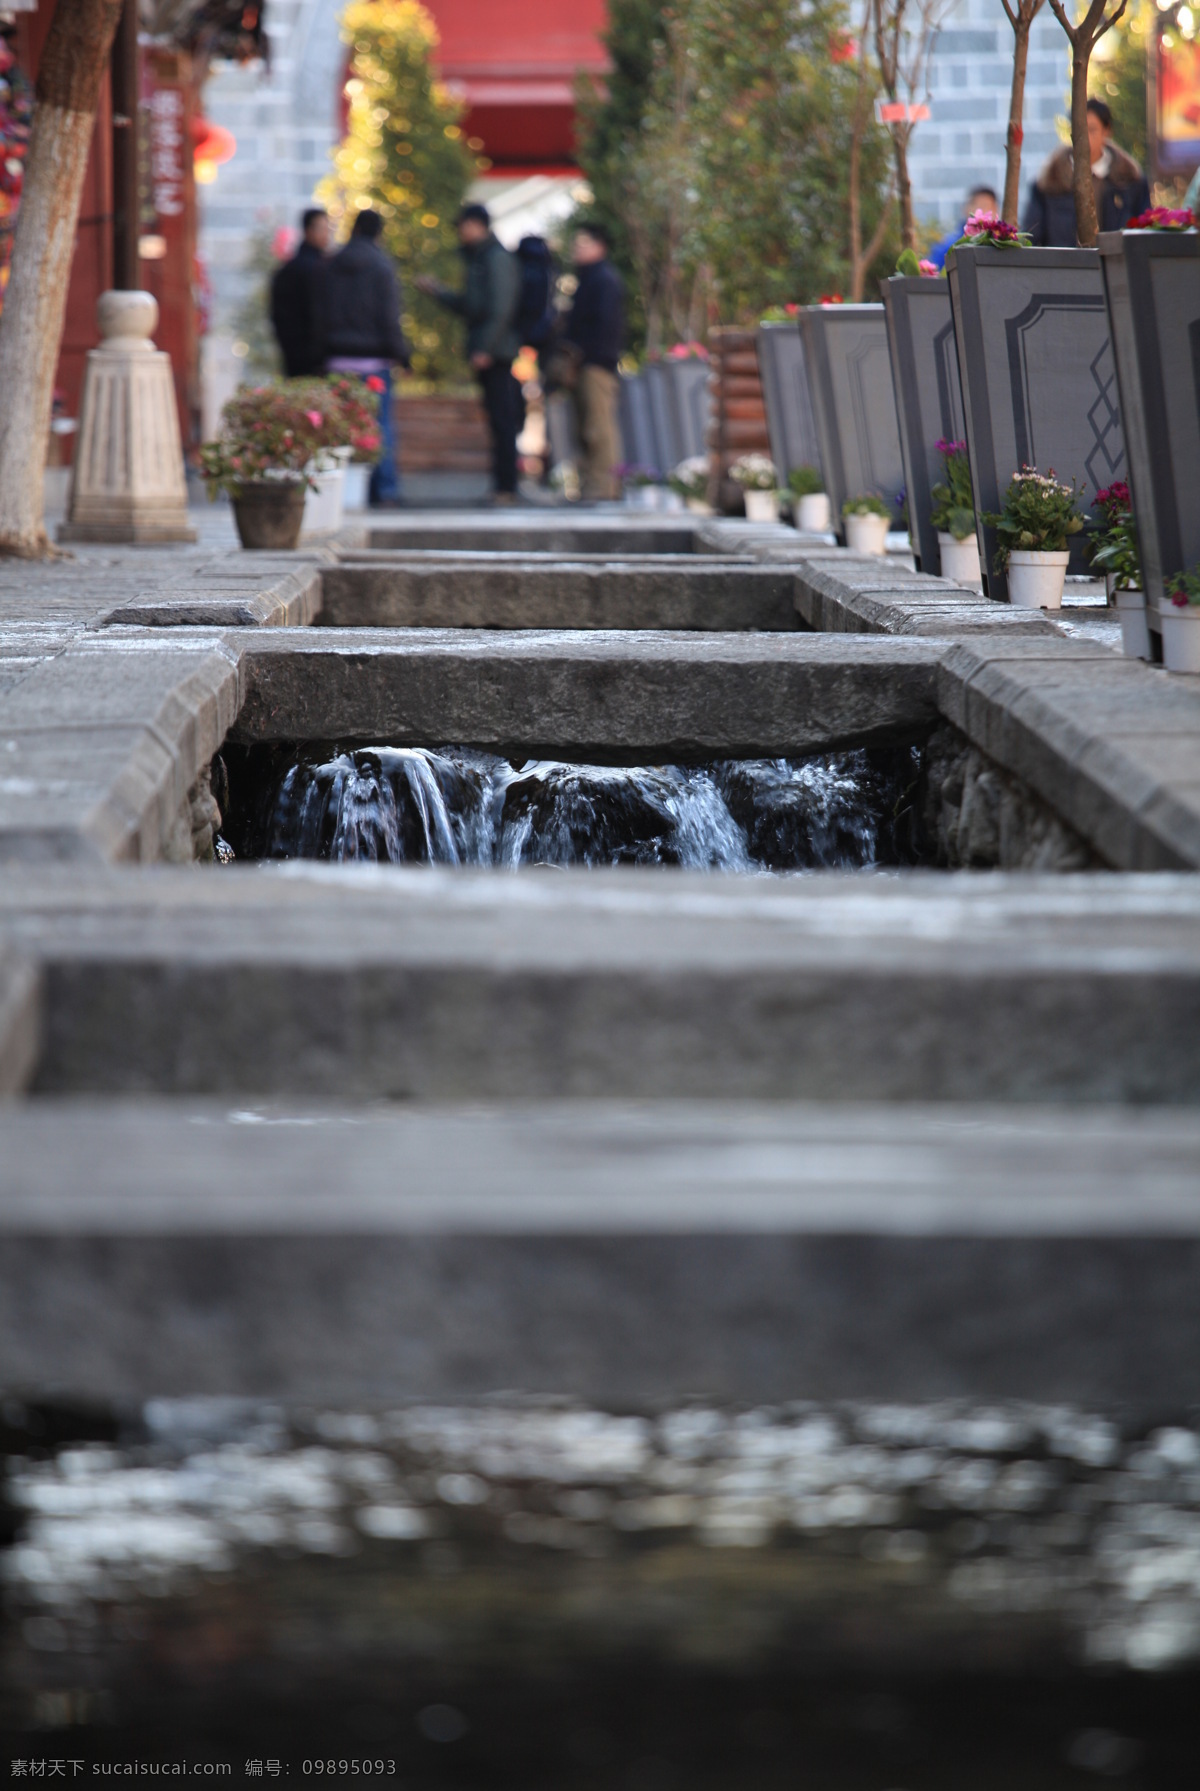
{"left": 59, "top": 291, "right": 196, "bottom": 544}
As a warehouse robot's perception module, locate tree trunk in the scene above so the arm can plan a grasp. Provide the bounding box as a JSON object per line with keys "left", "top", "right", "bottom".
{"left": 1069, "top": 44, "right": 1098, "bottom": 245}
{"left": 0, "top": 0, "right": 124, "bottom": 559}
{"left": 1002, "top": 22, "right": 1031, "bottom": 224}
{"left": 849, "top": 107, "right": 866, "bottom": 300}
{"left": 894, "top": 132, "right": 914, "bottom": 250}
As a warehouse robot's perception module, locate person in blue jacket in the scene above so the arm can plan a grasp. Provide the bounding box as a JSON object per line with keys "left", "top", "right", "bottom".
{"left": 927, "top": 185, "right": 999, "bottom": 270}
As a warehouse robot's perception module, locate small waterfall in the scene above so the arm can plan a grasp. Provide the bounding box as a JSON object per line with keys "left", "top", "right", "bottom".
{"left": 252, "top": 747, "right": 917, "bottom": 873}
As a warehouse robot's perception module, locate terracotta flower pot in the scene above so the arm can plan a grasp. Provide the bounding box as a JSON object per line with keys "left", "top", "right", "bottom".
{"left": 231, "top": 480, "right": 306, "bottom": 551}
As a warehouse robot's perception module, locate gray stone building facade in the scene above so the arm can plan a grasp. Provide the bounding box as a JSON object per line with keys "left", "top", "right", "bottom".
{"left": 198, "top": 0, "right": 1070, "bottom": 338}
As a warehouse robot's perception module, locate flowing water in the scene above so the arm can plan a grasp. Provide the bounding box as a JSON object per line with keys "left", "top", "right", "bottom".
{"left": 242, "top": 746, "right": 920, "bottom": 872}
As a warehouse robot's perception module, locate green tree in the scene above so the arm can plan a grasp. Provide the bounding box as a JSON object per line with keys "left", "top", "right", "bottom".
{"left": 575, "top": 0, "right": 672, "bottom": 350}
{"left": 322, "top": 0, "right": 479, "bottom": 385}
{"left": 1092, "top": 0, "right": 1151, "bottom": 169}
{"left": 654, "top": 0, "right": 897, "bottom": 323}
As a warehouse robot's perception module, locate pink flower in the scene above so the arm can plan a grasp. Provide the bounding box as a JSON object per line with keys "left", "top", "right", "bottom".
{"left": 1128, "top": 207, "right": 1195, "bottom": 231}
{"left": 306, "top": 410, "right": 323, "bottom": 429}
{"left": 918, "top": 259, "right": 937, "bottom": 276}
{"left": 365, "top": 375, "right": 386, "bottom": 394}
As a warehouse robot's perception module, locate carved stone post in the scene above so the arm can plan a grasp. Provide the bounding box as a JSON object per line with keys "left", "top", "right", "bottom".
{"left": 59, "top": 290, "right": 196, "bottom": 543}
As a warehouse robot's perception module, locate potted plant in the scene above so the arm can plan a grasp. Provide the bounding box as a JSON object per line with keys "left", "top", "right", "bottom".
{"left": 618, "top": 463, "right": 664, "bottom": 510}
{"left": 984, "top": 468, "right": 1083, "bottom": 609}
{"left": 200, "top": 386, "right": 326, "bottom": 549}
{"left": 1089, "top": 481, "right": 1148, "bottom": 660}
{"left": 669, "top": 455, "right": 712, "bottom": 515}
{"left": 788, "top": 465, "right": 830, "bottom": 532}
{"left": 928, "top": 439, "right": 981, "bottom": 589}
{"left": 842, "top": 493, "right": 891, "bottom": 554}
{"left": 1162, "top": 567, "right": 1200, "bottom": 674}
{"left": 324, "top": 374, "right": 382, "bottom": 515}
{"left": 730, "top": 453, "right": 780, "bottom": 522}
{"left": 284, "top": 376, "right": 381, "bottom": 533}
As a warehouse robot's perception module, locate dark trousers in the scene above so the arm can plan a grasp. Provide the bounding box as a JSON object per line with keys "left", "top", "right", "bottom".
{"left": 477, "top": 360, "right": 519, "bottom": 494}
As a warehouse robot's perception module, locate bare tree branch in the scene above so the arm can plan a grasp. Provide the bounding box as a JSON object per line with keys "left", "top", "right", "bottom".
{"left": 872, "top": 0, "right": 956, "bottom": 250}
{"left": 1001, "top": 0, "right": 1047, "bottom": 224}
{"left": 1046, "top": 0, "right": 1130, "bottom": 243}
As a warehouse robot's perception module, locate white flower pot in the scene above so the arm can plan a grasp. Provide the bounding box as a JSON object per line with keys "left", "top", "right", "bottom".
{"left": 1115, "top": 587, "right": 1150, "bottom": 661}
{"left": 686, "top": 496, "right": 714, "bottom": 515}
{"left": 342, "top": 463, "right": 371, "bottom": 511}
{"left": 626, "top": 486, "right": 659, "bottom": 510}
{"left": 843, "top": 512, "right": 889, "bottom": 555}
{"left": 743, "top": 488, "right": 779, "bottom": 523}
{"left": 1006, "top": 549, "right": 1069, "bottom": 610}
{"left": 1161, "top": 600, "right": 1200, "bottom": 673}
{"left": 937, "top": 530, "right": 982, "bottom": 591}
{"left": 302, "top": 464, "right": 345, "bottom": 536}
{"left": 795, "top": 492, "right": 830, "bottom": 532}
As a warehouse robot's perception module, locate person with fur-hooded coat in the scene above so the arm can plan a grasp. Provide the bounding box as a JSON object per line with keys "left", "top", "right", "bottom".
{"left": 1023, "top": 98, "right": 1150, "bottom": 246}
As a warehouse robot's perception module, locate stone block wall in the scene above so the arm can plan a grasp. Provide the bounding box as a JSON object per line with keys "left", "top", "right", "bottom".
{"left": 909, "top": 0, "right": 1068, "bottom": 231}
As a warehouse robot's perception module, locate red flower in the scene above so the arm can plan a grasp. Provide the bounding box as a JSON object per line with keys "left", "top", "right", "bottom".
{"left": 365, "top": 375, "right": 386, "bottom": 394}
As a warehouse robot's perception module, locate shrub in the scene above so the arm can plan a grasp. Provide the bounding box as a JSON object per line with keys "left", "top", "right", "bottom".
{"left": 983, "top": 468, "right": 1083, "bottom": 567}
{"left": 1089, "top": 481, "right": 1140, "bottom": 591}
{"left": 199, "top": 386, "right": 327, "bottom": 495}
{"left": 929, "top": 439, "right": 975, "bottom": 541}
{"left": 788, "top": 465, "right": 825, "bottom": 497}
{"left": 842, "top": 492, "right": 890, "bottom": 517}
{"left": 729, "top": 453, "right": 778, "bottom": 492}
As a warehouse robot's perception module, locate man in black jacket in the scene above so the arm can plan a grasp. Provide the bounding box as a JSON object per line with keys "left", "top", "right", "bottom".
{"left": 1023, "top": 98, "right": 1150, "bottom": 246}
{"left": 270, "top": 208, "right": 330, "bottom": 379}
{"left": 325, "top": 210, "right": 412, "bottom": 507}
{"left": 564, "top": 224, "right": 625, "bottom": 502}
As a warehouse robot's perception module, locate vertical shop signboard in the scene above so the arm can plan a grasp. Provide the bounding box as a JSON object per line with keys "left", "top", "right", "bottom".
{"left": 142, "top": 47, "right": 198, "bottom": 450}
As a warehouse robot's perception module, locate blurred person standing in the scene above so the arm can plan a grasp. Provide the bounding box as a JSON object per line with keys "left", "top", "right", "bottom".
{"left": 417, "top": 204, "right": 521, "bottom": 503}
{"left": 270, "top": 208, "right": 331, "bottom": 379}
{"left": 1023, "top": 98, "right": 1149, "bottom": 245}
{"left": 563, "top": 224, "right": 624, "bottom": 504}
{"left": 325, "top": 210, "right": 412, "bottom": 509}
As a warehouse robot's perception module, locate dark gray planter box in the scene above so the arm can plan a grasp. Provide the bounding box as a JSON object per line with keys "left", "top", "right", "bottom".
{"left": 661, "top": 356, "right": 711, "bottom": 462}
{"left": 1099, "top": 228, "right": 1200, "bottom": 609}
{"left": 756, "top": 322, "right": 822, "bottom": 485}
{"left": 618, "top": 373, "right": 666, "bottom": 477}
{"left": 644, "top": 363, "right": 679, "bottom": 473}
{"left": 882, "top": 275, "right": 967, "bottom": 575}
{"left": 798, "top": 305, "right": 906, "bottom": 533}
{"left": 947, "top": 244, "right": 1126, "bottom": 601}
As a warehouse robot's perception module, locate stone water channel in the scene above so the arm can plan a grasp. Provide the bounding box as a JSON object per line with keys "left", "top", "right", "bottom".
{"left": 1, "top": 512, "right": 1199, "bottom": 1773}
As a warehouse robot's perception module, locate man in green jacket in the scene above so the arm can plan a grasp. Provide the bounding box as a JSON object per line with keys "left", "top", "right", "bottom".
{"left": 417, "top": 204, "right": 521, "bottom": 501}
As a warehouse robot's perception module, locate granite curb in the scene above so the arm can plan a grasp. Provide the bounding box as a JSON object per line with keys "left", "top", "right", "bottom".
{"left": 2, "top": 1099, "right": 1199, "bottom": 1407}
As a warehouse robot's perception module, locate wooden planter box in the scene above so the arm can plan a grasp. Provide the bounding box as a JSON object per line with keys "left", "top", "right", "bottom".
{"left": 756, "top": 321, "right": 822, "bottom": 487}
{"left": 706, "top": 328, "right": 771, "bottom": 512}
{"left": 396, "top": 394, "right": 490, "bottom": 475}
{"left": 947, "top": 244, "right": 1126, "bottom": 602}
{"left": 798, "top": 305, "right": 906, "bottom": 536}
{"left": 882, "top": 275, "right": 968, "bottom": 575}
{"left": 1098, "top": 228, "right": 1200, "bottom": 609}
